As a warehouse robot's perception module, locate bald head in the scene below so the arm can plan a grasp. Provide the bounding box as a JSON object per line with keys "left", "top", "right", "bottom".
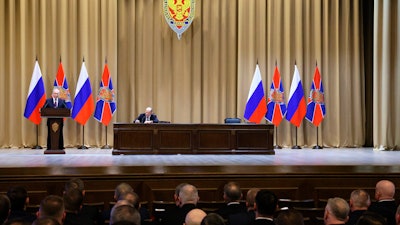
{"left": 185, "top": 209, "right": 207, "bottom": 225}
{"left": 375, "top": 180, "right": 395, "bottom": 200}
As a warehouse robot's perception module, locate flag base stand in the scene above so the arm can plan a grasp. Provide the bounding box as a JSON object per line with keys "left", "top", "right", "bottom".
{"left": 292, "top": 145, "right": 302, "bottom": 149}
{"left": 101, "top": 145, "right": 111, "bottom": 149}
{"left": 32, "top": 145, "right": 42, "bottom": 149}
{"left": 78, "top": 145, "right": 88, "bottom": 150}
{"left": 312, "top": 145, "right": 323, "bottom": 149}
{"left": 274, "top": 145, "right": 282, "bottom": 149}
{"left": 44, "top": 150, "right": 65, "bottom": 154}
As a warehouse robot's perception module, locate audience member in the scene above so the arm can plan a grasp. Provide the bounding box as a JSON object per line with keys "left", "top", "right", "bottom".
{"left": 346, "top": 189, "right": 371, "bottom": 225}
{"left": 274, "top": 209, "right": 304, "bottom": 225}
{"left": 201, "top": 213, "right": 226, "bottom": 225}
{"left": 110, "top": 204, "right": 140, "bottom": 225}
{"left": 228, "top": 188, "right": 260, "bottom": 225}
{"left": 37, "top": 195, "right": 65, "bottom": 225}
{"left": 161, "top": 183, "right": 199, "bottom": 225}
{"left": 324, "top": 197, "right": 350, "bottom": 225}
{"left": 63, "top": 188, "right": 94, "bottom": 225}
{"left": 216, "top": 182, "right": 247, "bottom": 220}
{"left": 175, "top": 183, "right": 189, "bottom": 206}
{"left": 63, "top": 178, "right": 101, "bottom": 225}
{"left": 2, "top": 218, "right": 31, "bottom": 225}
{"left": 395, "top": 204, "right": 400, "bottom": 225}
{"left": 251, "top": 190, "right": 278, "bottom": 225}
{"left": 6, "top": 186, "right": 36, "bottom": 223}
{"left": 185, "top": 208, "right": 207, "bottom": 225}
{"left": 32, "top": 217, "right": 62, "bottom": 225}
{"left": 114, "top": 183, "right": 134, "bottom": 201}
{"left": 356, "top": 211, "right": 387, "bottom": 225}
{"left": 0, "top": 194, "right": 11, "bottom": 224}
{"left": 368, "top": 180, "right": 397, "bottom": 225}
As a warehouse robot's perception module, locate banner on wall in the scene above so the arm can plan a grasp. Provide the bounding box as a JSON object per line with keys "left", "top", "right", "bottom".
{"left": 163, "top": 0, "right": 195, "bottom": 40}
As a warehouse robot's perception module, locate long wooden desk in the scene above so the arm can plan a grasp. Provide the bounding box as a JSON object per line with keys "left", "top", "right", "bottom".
{"left": 112, "top": 123, "right": 274, "bottom": 155}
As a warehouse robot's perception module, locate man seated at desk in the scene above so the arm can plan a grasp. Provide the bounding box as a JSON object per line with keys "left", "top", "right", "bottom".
{"left": 134, "top": 107, "right": 159, "bottom": 124}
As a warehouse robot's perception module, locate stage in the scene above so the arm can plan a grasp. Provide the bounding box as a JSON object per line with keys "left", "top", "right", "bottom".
{"left": 1, "top": 147, "right": 400, "bottom": 207}
{"left": 0, "top": 147, "right": 399, "bottom": 168}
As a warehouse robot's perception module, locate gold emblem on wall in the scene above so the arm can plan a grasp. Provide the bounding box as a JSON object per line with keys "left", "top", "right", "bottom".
{"left": 163, "top": 0, "right": 195, "bottom": 40}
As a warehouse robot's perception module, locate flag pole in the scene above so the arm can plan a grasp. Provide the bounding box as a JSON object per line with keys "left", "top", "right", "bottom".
{"left": 32, "top": 125, "right": 42, "bottom": 149}
{"left": 292, "top": 127, "right": 301, "bottom": 149}
{"left": 78, "top": 125, "right": 88, "bottom": 149}
{"left": 101, "top": 126, "right": 111, "bottom": 149}
{"left": 313, "top": 126, "right": 323, "bottom": 149}
{"left": 274, "top": 126, "right": 282, "bottom": 149}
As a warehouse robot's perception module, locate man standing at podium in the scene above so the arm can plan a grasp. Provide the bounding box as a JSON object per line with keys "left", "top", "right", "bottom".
{"left": 43, "top": 88, "right": 67, "bottom": 149}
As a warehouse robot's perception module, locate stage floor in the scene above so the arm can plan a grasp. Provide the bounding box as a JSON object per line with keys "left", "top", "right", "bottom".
{"left": 0, "top": 147, "right": 399, "bottom": 166}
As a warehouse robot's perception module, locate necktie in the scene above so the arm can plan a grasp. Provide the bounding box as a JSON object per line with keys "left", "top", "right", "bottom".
{"left": 54, "top": 99, "right": 58, "bottom": 108}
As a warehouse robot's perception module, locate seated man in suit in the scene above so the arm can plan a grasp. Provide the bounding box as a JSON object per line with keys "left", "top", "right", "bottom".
{"left": 43, "top": 88, "right": 67, "bottom": 149}
{"left": 134, "top": 107, "right": 159, "bottom": 124}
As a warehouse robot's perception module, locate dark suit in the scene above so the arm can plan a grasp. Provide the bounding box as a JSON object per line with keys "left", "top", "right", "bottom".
{"left": 216, "top": 202, "right": 247, "bottom": 220}
{"left": 346, "top": 210, "right": 366, "bottom": 225}
{"left": 64, "top": 211, "right": 94, "bottom": 225}
{"left": 134, "top": 113, "right": 159, "bottom": 123}
{"left": 229, "top": 210, "right": 256, "bottom": 225}
{"left": 368, "top": 200, "right": 397, "bottom": 225}
{"left": 43, "top": 98, "right": 67, "bottom": 149}
{"left": 250, "top": 218, "right": 275, "bottom": 225}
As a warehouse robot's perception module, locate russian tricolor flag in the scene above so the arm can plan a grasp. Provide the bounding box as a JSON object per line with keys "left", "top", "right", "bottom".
{"left": 72, "top": 61, "right": 94, "bottom": 125}
{"left": 94, "top": 63, "right": 116, "bottom": 126}
{"left": 244, "top": 64, "right": 267, "bottom": 124}
{"left": 286, "top": 64, "right": 306, "bottom": 127}
{"left": 24, "top": 60, "right": 46, "bottom": 125}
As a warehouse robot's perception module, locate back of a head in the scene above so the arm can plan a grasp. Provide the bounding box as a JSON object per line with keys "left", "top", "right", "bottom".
{"left": 376, "top": 180, "right": 395, "bottom": 199}
{"left": 356, "top": 211, "right": 387, "bottom": 225}
{"left": 201, "top": 213, "right": 225, "bottom": 225}
{"left": 246, "top": 188, "right": 260, "bottom": 209}
{"left": 115, "top": 183, "right": 134, "bottom": 201}
{"left": 32, "top": 217, "right": 61, "bottom": 225}
{"left": 0, "top": 194, "right": 11, "bottom": 224}
{"left": 110, "top": 204, "right": 140, "bottom": 225}
{"left": 39, "top": 195, "right": 64, "bottom": 220}
{"left": 223, "top": 182, "right": 242, "bottom": 202}
{"left": 350, "top": 189, "right": 370, "bottom": 209}
{"left": 3, "top": 218, "right": 32, "bottom": 225}
{"left": 7, "top": 186, "right": 28, "bottom": 210}
{"left": 121, "top": 191, "right": 140, "bottom": 208}
{"left": 275, "top": 209, "right": 304, "bottom": 225}
{"left": 185, "top": 209, "right": 207, "bottom": 225}
{"left": 326, "top": 197, "right": 350, "bottom": 222}
{"left": 64, "top": 178, "right": 85, "bottom": 193}
{"left": 63, "top": 188, "right": 84, "bottom": 212}
{"left": 179, "top": 184, "right": 199, "bottom": 205}
{"left": 255, "top": 190, "right": 278, "bottom": 216}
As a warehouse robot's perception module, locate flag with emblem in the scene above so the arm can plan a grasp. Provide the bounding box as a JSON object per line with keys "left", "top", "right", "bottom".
{"left": 244, "top": 64, "right": 267, "bottom": 124}
{"left": 266, "top": 65, "right": 287, "bottom": 126}
{"left": 286, "top": 64, "right": 306, "bottom": 127}
{"left": 94, "top": 63, "right": 116, "bottom": 126}
{"left": 24, "top": 60, "right": 46, "bottom": 125}
{"left": 306, "top": 65, "right": 326, "bottom": 126}
{"left": 53, "top": 60, "right": 72, "bottom": 109}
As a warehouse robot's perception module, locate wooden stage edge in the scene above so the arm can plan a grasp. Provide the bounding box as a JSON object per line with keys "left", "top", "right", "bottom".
{"left": 1, "top": 148, "right": 400, "bottom": 204}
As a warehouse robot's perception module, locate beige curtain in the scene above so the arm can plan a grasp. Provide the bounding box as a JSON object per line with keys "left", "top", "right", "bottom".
{"left": 1, "top": 0, "right": 391, "bottom": 149}
{"left": 373, "top": 0, "right": 400, "bottom": 150}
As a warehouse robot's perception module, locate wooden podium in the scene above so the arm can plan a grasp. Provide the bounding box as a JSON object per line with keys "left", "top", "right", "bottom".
{"left": 41, "top": 108, "right": 71, "bottom": 154}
